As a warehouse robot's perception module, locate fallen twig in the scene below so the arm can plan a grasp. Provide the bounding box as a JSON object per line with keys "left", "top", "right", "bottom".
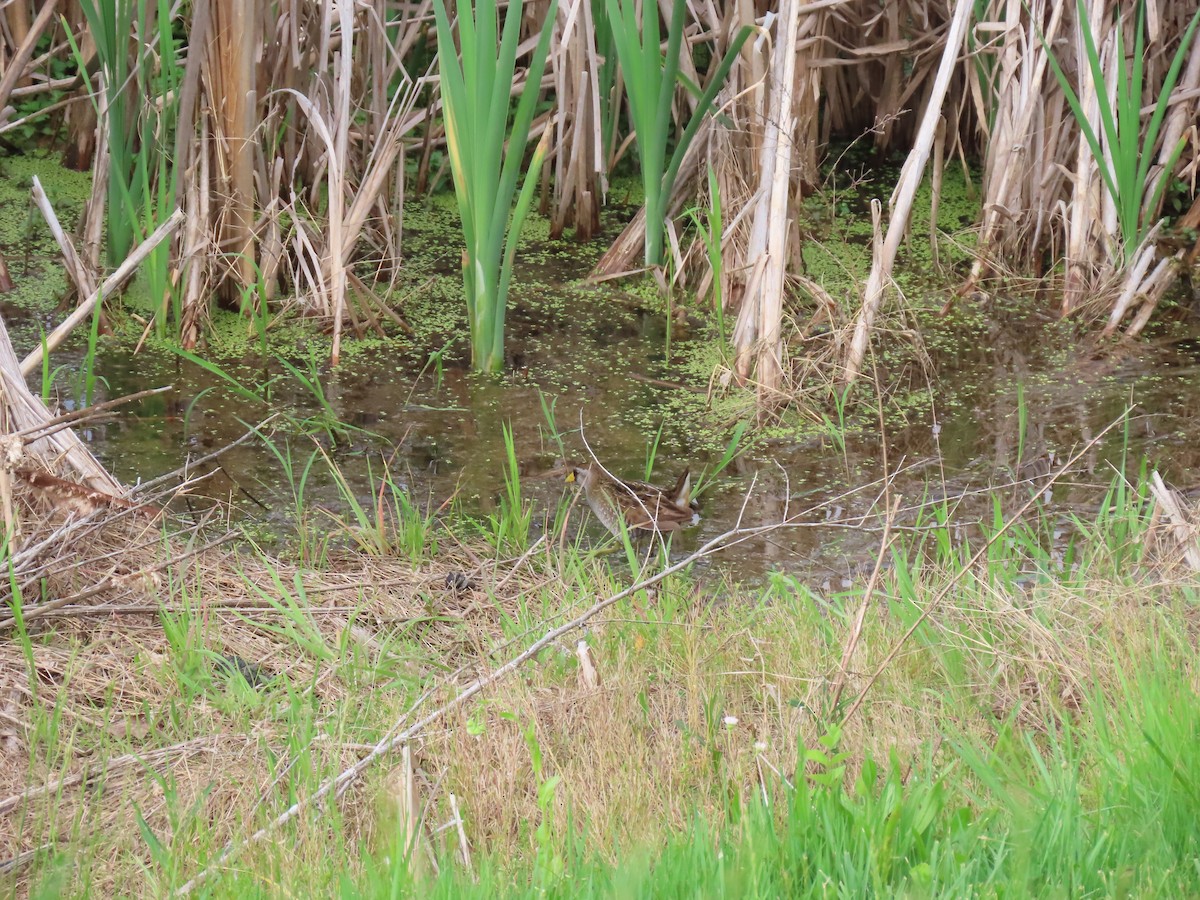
{"left": 20, "top": 209, "right": 186, "bottom": 377}
{"left": 173, "top": 514, "right": 809, "bottom": 895}
{"left": 16, "top": 386, "right": 174, "bottom": 442}
{"left": 839, "top": 414, "right": 1126, "bottom": 726}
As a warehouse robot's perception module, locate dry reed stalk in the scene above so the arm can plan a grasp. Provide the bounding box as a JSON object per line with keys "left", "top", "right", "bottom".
{"left": 930, "top": 115, "right": 945, "bottom": 267}
{"left": 1110, "top": 249, "right": 1178, "bottom": 339}
{"left": 0, "top": 0, "right": 57, "bottom": 124}
{"left": 962, "top": 0, "right": 1069, "bottom": 295}
{"left": 3, "top": 1, "right": 33, "bottom": 91}
{"left": 30, "top": 175, "right": 97, "bottom": 302}
{"left": 180, "top": 109, "right": 211, "bottom": 347}
{"left": 1147, "top": 13, "right": 1200, "bottom": 219}
{"left": 77, "top": 74, "right": 109, "bottom": 269}
{"left": 19, "top": 208, "right": 185, "bottom": 377}
{"left": 575, "top": 639, "right": 602, "bottom": 688}
{"left": 328, "top": 0, "right": 353, "bottom": 363}
{"left": 335, "top": 95, "right": 425, "bottom": 278}
{"left": 172, "top": 0, "right": 209, "bottom": 207}
{"left": 1060, "top": 0, "right": 1110, "bottom": 316}
{"left": 61, "top": 0, "right": 99, "bottom": 170}
{"left": 215, "top": 2, "right": 425, "bottom": 358}
{"left": 1179, "top": 193, "right": 1200, "bottom": 267}
{"left": 207, "top": 0, "right": 258, "bottom": 304}
{"left": 379, "top": 745, "right": 432, "bottom": 881}
{"left": 550, "top": 0, "right": 603, "bottom": 239}
{"left": 844, "top": 0, "right": 975, "bottom": 384}
{"left": 730, "top": 0, "right": 802, "bottom": 399}
{"left": 872, "top": 0, "right": 904, "bottom": 153}
{"left": 448, "top": 791, "right": 474, "bottom": 877}
{"left": 1145, "top": 472, "right": 1200, "bottom": 572}
{"left": 16, "top": 386, "right": 172, "bottom": 444}
{"left": 827, "top": 498, "right": 897, "bottom": 714}
{"left": 0, "top": 315, "right": 119, "bottom": 492}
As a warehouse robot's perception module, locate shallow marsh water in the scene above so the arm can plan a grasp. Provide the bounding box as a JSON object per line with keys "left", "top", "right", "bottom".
{"left": 5, "top": 153, "right": 1200, "bottom": 583}
{"left": 16, "top": 280, "right": 1200, "bottom": 588}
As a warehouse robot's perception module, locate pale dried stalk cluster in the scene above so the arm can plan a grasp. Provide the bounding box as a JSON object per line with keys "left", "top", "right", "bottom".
{"left": 706, "top": 0, "right": 1197, "bottom": 404}
{"left": 963, "top": 0, "right": 1200, "bottom": 337}
{"left": 1, "top": 0, "right": 1198, "bottom": 397}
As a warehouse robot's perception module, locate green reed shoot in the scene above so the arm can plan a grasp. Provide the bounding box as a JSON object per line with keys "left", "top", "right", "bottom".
{"left": 686, "top": 164, "right": 727, "bottom": 349}
{"left": 524, "top": 720, "right": 566, "bottom": 884}
{"left": 604, "top": 0, "right": 750, "bottom": 266}
{"left": 692, "top": 419, "right": 747, "bottom": 498}
{"left": 39, "top": 329, "right": 51, "bottom": 405}
{"left": 70, "top": 0, "right": 137, "bottom": 264}
{"left": 238, "top": 263, "right": 272, "bottom": 359}
{"left": 275, "top": 356, "right": 361, "bottom": 446}
{"left": 83, "top": 291, "right": 103, "bottom": 407}
{"left": 1015, "top": 381, "right": 1027, "bottom": 473}
{"left": 419, "top": 338, "right": 455, "bottom": 393}
{"left": 71, "top": 0, "right": 182, "bottom": 273}
{"left": 1044, "top": 1, "right": 1200, "bottom": 260}
{"left": 322, "top": 451, "right": 437, "bottom": 561}
{"left": 536, "top": 387, "right": 568, "bottom": 461}
{"left": 643, "top": 420, "right": 665, "bottom": 479}
{"left": 237, "top": 565, "right": 335, "bottom": 662}
{"left": 592, "top": 0, "right": 621, "bottom": 168}
{"left": 490, "top": 422, "right": 532, "bottom": 550}
{"left": 433, "top": 0, "right": 559, "bottom": 373}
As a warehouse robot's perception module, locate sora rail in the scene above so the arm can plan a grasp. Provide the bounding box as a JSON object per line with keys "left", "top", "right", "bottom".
{"left": 567, "top": 462, "right": 700, "bottom": 537}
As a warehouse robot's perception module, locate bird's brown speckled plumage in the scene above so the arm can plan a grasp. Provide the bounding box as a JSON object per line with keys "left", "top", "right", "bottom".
{"left": 568, "top": 462, "right": 699, "bottom": 536}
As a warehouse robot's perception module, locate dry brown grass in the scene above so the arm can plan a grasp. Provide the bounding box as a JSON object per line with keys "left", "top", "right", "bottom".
{"left": 0, "top": 476, "right": 551, "bottom": 891}
{"left": 2, "top": 457, "right": 1198, "bottom": 893}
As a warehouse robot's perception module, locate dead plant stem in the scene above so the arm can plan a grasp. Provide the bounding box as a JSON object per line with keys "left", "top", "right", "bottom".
{"left": 173, "top": 516, "right": 808, "bottom": 895}
{"left": 838, "top": 414, "right": 1126, "bottom": 727}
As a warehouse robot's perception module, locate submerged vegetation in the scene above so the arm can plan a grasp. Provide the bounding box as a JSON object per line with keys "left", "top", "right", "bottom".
{"left": 0, "top": 0, "right": 1199, "bottom": 896}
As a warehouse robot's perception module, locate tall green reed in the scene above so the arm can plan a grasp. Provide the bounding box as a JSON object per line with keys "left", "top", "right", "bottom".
{"left": 70, "top": 0, "right": 138, "bottom": 265}
{"left": 71, "top": 0, "right": 182, "bottom": 272}
{"left": 489, "top": 422, "right": 533, "bottom": 550}
{"left": 143, "top": 0, "right": 182, "bottom": 335}
{"left": 433, "top": 0, "right": 558, "bottom": 373}
{"left": 1044, "top": 0, "right": 1200, "bottom": 260}
{"left": 686, "top": 165, "right": 727, "bottom": 348}
{"left": 604, "top": 0, "right": 750, "bottom": 266}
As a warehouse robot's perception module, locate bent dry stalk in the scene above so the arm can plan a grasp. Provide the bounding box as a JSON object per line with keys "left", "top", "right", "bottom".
{"left": 434, "top": 0, "right": 558, "bottom": 374}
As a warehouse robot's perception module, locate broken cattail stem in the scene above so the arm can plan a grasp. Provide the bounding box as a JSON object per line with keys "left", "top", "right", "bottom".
{"left": 576, "top": 639, "right": 602, "bottom": 688}
{"left": 20, "top": 208, "right": 185, "bottom": 377}
{"left": 448, "top": 791, "right": 475, "bottom": 879}
{"left": 30, "top": 175, "right": 97, "bottom": 300}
